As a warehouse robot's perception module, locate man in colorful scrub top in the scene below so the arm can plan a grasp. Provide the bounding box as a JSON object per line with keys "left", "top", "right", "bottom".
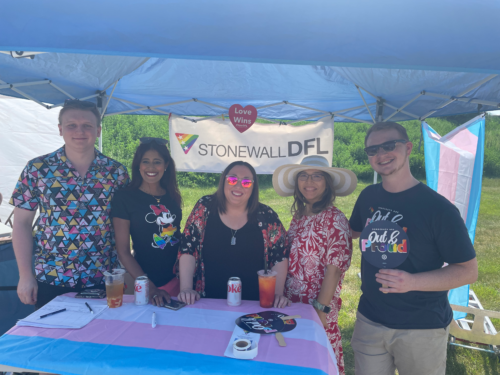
{"left": 10, "top": 100, "right": 129, "bottom": 308}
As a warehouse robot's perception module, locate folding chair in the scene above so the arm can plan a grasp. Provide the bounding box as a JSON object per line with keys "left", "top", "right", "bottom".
{"left": 449, "top": 290, "right": 500, "bottom": 357}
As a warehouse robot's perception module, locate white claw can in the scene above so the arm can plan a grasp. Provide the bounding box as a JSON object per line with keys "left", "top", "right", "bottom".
{"left": 227, "top": 277, "right": 242, "bottom": 306}
{"left": 134, "top": 275, "right": 150, "bottom": 305}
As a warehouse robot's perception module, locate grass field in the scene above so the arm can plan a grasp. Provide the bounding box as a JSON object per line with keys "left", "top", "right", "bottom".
{"left": 178, "top": 178, "right": 500, "bottom": 375}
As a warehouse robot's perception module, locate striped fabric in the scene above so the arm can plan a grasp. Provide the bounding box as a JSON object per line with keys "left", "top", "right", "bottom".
{"left": 0, "top": 295, "right": 338, "bottom": 375}
{"left": 422, "top": 115, "right": 485, "bottom": 319}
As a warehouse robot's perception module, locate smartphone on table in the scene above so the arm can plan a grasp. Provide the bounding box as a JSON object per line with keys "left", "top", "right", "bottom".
{"left": 162, "top": 299, "right": 187, "bottom": 311}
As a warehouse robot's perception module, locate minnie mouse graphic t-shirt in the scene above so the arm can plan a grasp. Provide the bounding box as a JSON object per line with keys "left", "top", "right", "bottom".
{"left": 111, "top": 189, "right": 182, "bottom": 287}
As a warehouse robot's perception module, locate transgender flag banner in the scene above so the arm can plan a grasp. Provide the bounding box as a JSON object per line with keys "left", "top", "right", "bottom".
{"left": 422, "top": 114, "right": 485, "bottom": 319}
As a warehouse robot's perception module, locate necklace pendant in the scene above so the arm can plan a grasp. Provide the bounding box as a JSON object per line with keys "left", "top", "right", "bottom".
{"left": 231, "top": 236, "right": 236, "bottom": 246}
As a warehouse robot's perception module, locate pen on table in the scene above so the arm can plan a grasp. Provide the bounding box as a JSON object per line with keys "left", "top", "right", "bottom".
{"left": 152, "top": 312, "right": 157, "bottom": 328}
{"left": 85, "top": 302, "right": 94, "bottom": 314}
{"left": 39, "top": 308, "right": 66, "bottom": 319}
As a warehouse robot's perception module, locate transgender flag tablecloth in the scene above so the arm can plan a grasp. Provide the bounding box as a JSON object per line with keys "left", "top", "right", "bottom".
{"left": 0, "top": 295, "right": 338, "bottom": 375}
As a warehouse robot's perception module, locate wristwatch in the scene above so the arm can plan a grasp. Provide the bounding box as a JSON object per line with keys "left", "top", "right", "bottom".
{"left": 312, "top": 299, "right": 331, "bottom": 314}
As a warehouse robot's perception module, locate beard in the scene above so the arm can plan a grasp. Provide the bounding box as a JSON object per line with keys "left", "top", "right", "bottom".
{"left": 377, "top": 154, "right": 408, "bottom": 177}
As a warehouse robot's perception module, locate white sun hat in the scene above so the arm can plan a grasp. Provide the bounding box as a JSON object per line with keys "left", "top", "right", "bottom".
{"left": 272, "top": 155, "right": 358, "bottom": 197}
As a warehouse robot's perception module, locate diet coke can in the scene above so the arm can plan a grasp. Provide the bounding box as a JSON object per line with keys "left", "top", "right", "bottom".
{"left": 134, "top": 275, "right": 150, "bottom": 305}
{"left": 227, "top": 277, "right": 242, "bottom": 306}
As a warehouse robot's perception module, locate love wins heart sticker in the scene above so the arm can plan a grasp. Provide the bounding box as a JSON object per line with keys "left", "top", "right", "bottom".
{"left": 359, "top": 221, "right": 410, "bottom": 269}
{"left": 229, "top": 104, "right": 258, "bottom": 133}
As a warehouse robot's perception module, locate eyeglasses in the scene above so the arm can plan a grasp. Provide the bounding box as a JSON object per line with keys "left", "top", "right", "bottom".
{"left": 140, "top": 137, "right": 168, "bottom": 145}
{"left": 297, "top": 172, "right": 325, "bottom": 182}
{"left": 364, "top": 139, "right": 408, "bottom": 157}
{"left": 226, "top": 176, "right": 254, "bottom": 188}
{"left": 63, "top": 99, "right": 98, "bottom": 109}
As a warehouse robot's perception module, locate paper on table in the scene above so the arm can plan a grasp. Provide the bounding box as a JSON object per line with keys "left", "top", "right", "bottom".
{"left": 17, "top": 298, "right": 107, "bottom": 329}
{"left": 224, "top": 326, "right": 260, "bottom": 360}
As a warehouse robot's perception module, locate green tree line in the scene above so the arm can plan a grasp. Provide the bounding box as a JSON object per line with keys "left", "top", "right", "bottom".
{"left": 100, "top": 113, "right": 500, "bottom": 186}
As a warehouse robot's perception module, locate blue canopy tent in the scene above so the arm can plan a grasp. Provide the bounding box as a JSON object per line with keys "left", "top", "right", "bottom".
{"left": 0, "top": 0, "right": 497, "bottom": 337}
{"left": 0, "top": 0, "right": 499, "bottom": 129}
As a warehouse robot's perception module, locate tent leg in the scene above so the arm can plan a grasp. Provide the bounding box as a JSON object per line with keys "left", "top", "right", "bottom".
{"left": 373, "top": 171, "right": 378, "bottom": 184}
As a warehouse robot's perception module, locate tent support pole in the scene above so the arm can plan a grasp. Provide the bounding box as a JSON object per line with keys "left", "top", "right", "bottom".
{"left": 373, "top": 171, "right": 378, "bottom": 184}
{"left": 376, "top": 99, "right": 384, "bottom": 122}
{"left": 384, "top": 93, "right": 423, "bottom": 121}
{"left": 101, "top": 80, "right": 119, "bottom": 119}
{"left": 356, "top": 85, "right": 375, "bottom": 123}
{"left": 48, "top": 83, "right": 75, "bottom": 99}
{"left": 286, "top": 102, "right": 330, "bottom": 114}
{"left": 420, "top": 74, "right": 497, "bottom": 120}
{"left": 421, "top": 91, "right": 500, "bottom": 108}
{"left": 98, "top": 80, "right": 119, "bottom": 153}
{"left": 10, "top": 87, "right": 48, "bottom": 109}
{"left": 256, "top": 102, "right": 287, "bottom": 110}
{"left": 49, "top": 93, "right": 100, "bottom": 109}
{"left": 193, "top": 99, "right": 229, "bottom": 110}
{"left": 0, "top": 80, "right": 51, "bottom": 90}
{"left": 383, "top": 102, "right": 420, "bottom": 119}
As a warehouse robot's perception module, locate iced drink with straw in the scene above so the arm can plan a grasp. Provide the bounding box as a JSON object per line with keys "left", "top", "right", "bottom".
{"left": 104, "top": 269, "right": 126, "bottom": 308}
{"left": 257, "top": 270, "right": 277, "bottom": 308}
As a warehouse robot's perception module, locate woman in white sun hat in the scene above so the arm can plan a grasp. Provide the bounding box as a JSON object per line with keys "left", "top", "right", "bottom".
{"left": 273, "top": 155, "right": 357, "bottom": 375}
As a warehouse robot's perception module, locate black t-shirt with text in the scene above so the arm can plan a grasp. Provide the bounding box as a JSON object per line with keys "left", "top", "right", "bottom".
{"left": 349, "top": 183, "right": 476, "bottom": 329}
{"left": 111, "top": 189, "right": 182, "bottom": 287}
{"left": 202, "top": 210, "right": 265, "bottom": 301}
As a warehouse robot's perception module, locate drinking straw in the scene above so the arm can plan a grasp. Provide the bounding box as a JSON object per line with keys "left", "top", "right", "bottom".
{"left": 264, "top": 254, "right": 268, "bottom": 274}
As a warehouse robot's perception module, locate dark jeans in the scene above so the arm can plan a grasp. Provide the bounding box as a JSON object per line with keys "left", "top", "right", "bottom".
{"left": 36, "top": 280, "right": 105, "bottom": 309}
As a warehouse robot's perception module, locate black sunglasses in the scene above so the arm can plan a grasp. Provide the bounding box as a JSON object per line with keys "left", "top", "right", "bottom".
{"left": 364, "top": 139, "right": 408, "bottom": 157}
{"left": 63, "top": 99, "right": 97, "bottom": 109}
{"left": 140, "top": 137, "right": 168, "bottom": 145}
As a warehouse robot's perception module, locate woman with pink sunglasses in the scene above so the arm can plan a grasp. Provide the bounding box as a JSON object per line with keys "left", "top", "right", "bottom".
{"left": 177, "top": 161, "right": 290, "bottom": 307}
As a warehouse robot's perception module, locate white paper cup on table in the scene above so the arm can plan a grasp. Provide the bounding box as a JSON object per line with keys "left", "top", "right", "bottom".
{"left": 233, "top": 339, "right": 252, "bottom": 351}
{"left": 232, "top": 339, "right": 258, "bottom": 359}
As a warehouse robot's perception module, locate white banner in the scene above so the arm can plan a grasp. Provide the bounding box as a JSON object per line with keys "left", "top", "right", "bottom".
{"left": 169, "top": 115, "right": 334, "bottom": 174}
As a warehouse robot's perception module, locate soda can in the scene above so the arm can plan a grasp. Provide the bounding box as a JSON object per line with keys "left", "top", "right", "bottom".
{"left": 227, "top": 277, "right": 242, "bottom": 306}
{"left": 134, "top": 275, "right": 150, "bottom": 306}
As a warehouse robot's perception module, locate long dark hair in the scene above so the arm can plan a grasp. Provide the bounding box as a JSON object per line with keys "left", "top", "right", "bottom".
{"left": 128, "top": 142, "right": 182, "bottom": 207}
{"left": 291, "top": 171, "right": 336, "bottom": 218}
{"left": 212, "top": 161, "right": 260, "bottom": 221}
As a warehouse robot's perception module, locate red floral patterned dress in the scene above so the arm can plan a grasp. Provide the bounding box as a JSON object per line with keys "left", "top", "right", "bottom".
{"left": 284, "top": 206, "right": 352, "bottom": 375}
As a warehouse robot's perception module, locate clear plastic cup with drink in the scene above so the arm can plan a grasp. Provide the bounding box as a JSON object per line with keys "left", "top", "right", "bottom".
{"left": 257, "top": 270, "right": 277, "bottom": 308}
{"left": 104, "top": 269, "right": 126, "bottom": 308}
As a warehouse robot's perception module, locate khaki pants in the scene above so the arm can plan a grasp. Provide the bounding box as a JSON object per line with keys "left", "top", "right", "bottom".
{"left": 351, "top": 311, "right": 449, "bottom": 375}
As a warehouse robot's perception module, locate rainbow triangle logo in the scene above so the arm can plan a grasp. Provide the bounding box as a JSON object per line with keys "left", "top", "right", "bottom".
{"left": 175, "top": 133, "right": 199, "bottom": 154}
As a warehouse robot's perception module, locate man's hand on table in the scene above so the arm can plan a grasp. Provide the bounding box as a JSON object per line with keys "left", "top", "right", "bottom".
{"left": 18, "top": 275, "right": 38, "bottom": 305}
{"left": 150, "top": 285, "right": 171, "bottom": 307}
{"left": 178, "top": 288, "right": 200, "bottom": 305}
{"left": 274, "top": 294, "right": 291, "bottom": 308}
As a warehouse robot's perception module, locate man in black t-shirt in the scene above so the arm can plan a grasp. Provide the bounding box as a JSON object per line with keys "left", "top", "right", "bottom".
{"left": 349, "top": 122, "right": 477, "bottom": 375}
